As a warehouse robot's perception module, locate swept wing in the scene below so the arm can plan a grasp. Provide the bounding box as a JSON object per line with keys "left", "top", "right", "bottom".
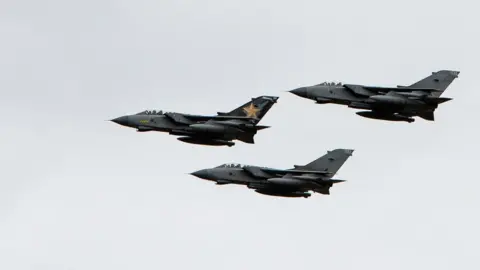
{"left": 344, "top": 84, "right": 444, "bottom": 97}
{"left": 259, "top": 168, "right": 334, "bottom": 177}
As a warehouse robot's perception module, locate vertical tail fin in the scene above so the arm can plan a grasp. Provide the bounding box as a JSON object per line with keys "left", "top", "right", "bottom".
{"left": 217, "top": 96, "right": 279, "bottom": 123}
{"left": 295, "top": 149, "right": 354, "bottom": 176}
{"left": 407, "top": 70, "right": 460, "bottom": 97}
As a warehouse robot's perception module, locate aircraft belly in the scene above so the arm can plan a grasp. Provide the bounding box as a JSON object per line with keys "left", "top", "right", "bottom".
{"left": 254, "top": 189, "right": 311, "bottom": 198}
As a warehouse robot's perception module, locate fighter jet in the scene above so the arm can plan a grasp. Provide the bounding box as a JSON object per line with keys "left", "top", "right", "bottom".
{"left": 190, "top": 148, "right": 354, "bottom": 198}
{"left": 110, "top": 95, "right": 278, "bottom": 147}
{"left": 289, "top": 70, "right": 460, "bottom": 123}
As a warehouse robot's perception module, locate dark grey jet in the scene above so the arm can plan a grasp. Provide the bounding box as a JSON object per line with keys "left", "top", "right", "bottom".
{"left": 289, "top": 70, "right": 460, "bottom": 123}
{"left": 110, "top": 96, "right": 278, "bottom": 147}
{"left": 190, "top": 149, "right": 354, "bottom": 198}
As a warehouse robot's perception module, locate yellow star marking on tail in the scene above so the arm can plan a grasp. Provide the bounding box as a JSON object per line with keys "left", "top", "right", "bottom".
{"left": 242, "top": 103, "right": 260, "bottom": 118}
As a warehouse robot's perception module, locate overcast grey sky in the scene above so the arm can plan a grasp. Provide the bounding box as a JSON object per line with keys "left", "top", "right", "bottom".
{"left": 1, "top": 0, "right": 478, "bottom": 269}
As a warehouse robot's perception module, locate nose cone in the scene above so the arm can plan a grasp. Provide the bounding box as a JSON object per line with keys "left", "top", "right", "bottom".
{"left": 289, "top": 87, "right": 308, "bottom": 98}
{"left": 190, "top": 169, "right": 211, "bottom": 180}
{"left": 110, "top": 116, "right": 129, "bottom": 127}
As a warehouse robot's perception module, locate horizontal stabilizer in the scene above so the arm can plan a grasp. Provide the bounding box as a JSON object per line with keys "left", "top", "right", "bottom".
{"left": 217, "top": 112, "right": 228, "bottom": 116}
{"left": 424, "top": 97, "right": 452, "bottom": 104}
{"left": 255, "top": 125, "right": 270, "bottom": 130}
{"left": 318, "top": 179, "right": 346, "bottom": 184}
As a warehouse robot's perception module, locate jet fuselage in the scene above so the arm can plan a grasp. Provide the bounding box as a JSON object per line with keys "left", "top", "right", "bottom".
{"left": 289, "top": 70, "right": 459, "bottom": 123}
{"left": 110, "top": 95, "right": 279, "bottom": 146}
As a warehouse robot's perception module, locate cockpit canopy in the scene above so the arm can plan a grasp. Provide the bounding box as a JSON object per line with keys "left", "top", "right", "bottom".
{"left": 135, "top": 110, "right": 163, "bottom": 115}
{"left": 316, "top": 82, "right": 342, "bottom": 86}
{"left": 216, "top": 163, "right": 245, "bottom": 168}
{"left": 215, "top": 163, "right": 273, "bottom": 170}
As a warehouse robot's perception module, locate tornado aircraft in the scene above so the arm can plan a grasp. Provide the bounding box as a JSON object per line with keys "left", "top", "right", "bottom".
{"left": 190, "top": 149, "right": 354, "bottom": 198}
{"left": 110, "top": 96, "right": 278, "bottom": 147}
{"left": 289, "top": 70, "right": 459, "bottom": 123}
